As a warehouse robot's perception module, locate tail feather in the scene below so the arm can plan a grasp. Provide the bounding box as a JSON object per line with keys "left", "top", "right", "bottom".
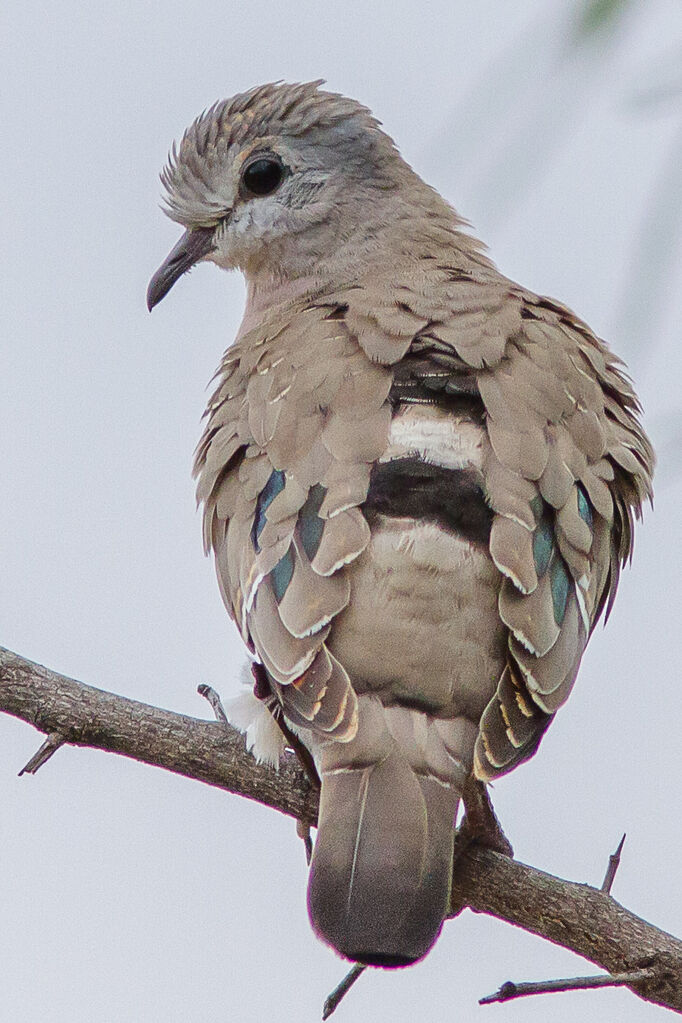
{"left": 307, "top": 744, "right": 459, "bottom": 966}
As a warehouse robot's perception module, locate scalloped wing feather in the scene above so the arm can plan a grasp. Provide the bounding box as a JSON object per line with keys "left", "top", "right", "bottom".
{"left": 194, "top": 265, "right": 653, "bottom": 781}
{"left": 194, "top": 304, "right": 392, "bottom": 742}
{"left": 345, "top": 270, "right": 650, "bottom": 781}
{"left": 472, "top": 292, "right": 653, "bottom": 780}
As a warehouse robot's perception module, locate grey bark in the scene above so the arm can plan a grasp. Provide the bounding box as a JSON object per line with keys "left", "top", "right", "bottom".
{"left": 1, "top": 645, "right": 681, "bottom": 1014}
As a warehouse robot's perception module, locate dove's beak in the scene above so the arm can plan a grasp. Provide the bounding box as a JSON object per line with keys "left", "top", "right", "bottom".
{"left": 147, "top": 226, "right": 216, "bottom": 310}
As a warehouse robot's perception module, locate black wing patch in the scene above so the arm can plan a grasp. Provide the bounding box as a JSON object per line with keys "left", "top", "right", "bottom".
{"left": 364, "top": 458, "right": 492, "bottom": 546}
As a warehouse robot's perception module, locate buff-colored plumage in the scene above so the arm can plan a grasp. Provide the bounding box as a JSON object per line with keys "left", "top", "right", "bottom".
{"left": 149, "top": 81, "right": 654, "bottom": 967}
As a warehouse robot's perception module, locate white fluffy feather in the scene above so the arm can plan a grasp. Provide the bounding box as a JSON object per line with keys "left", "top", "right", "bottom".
{"left": 225, "top": 665, "right": 286, "bottom": 769}
{"left": 382, "top": 406, "right": 484, "bottom": 470}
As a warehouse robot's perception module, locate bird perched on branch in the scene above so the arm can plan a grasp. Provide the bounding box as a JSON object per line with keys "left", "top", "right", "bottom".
{"left": 148, "top": 81, "right": 653, "bottom": 968}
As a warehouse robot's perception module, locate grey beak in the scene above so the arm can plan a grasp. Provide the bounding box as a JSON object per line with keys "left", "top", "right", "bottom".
{"left": 147, "top": 226, "right": 216, "bottom": 310}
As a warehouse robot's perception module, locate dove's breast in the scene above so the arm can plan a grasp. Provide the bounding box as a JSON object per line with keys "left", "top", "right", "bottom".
{"left": 327, "top": 404, "right": 505, "bottom": 719}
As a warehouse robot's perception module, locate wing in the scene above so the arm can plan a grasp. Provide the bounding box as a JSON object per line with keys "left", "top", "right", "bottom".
{"left": 194, "top": 304, "right": 393, "bottom": 742}
{"left": 196, "top": 266, "right": 653, "bottom": 779}
{"left": 353, "top": 269, "right": 653, "bottom": 780}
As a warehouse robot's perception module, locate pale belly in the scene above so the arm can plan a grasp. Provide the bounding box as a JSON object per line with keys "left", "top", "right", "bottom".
{"left": 327, "top": 513, "right": 506, "bottom": 720}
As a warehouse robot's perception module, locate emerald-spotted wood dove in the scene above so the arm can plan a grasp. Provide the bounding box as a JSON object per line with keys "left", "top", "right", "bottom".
{"left": 148, "top": 81, "right": 654, "bottom": 968}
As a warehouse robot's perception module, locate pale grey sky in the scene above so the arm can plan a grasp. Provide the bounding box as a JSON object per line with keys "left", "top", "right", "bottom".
{"left": 1, "top": 1, "right": 681, "bottom": 1021}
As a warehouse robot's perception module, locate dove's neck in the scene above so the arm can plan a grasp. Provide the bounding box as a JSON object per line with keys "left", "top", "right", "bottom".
{"left": 237, "top": 190, "right": 491, "bottom": 339}
{"left": 238, "top": 273, "right": 327, "bottom": 337}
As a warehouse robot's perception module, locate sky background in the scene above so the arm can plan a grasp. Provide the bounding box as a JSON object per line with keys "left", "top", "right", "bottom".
{"left": 1, "top": 1, "right": 681, "bottom": 1020}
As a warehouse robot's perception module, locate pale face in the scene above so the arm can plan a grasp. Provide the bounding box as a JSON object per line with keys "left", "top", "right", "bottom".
{"left": 147, "top": 91, "right": 404, "bottom": 309}
{"left": 208, "top": 138, "right": 331, "bottom": 273}
{"left": 148, "top": 136, "right": 352, "bottom": 307}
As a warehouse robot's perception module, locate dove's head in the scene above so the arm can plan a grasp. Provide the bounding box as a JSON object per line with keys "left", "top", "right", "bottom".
{"left": 147, "top": 81, "right": 438, "bottom": 310}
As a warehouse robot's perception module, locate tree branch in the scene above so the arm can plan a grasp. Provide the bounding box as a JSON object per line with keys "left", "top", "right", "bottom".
{"left": 1, "top": 645, "right": 681, "bottom": 1014}
{"left": 450, "top": 848, "right": 682, "bottom": 1012}
{"left": 0, "top": 645, "right": 317, "bottom": 825}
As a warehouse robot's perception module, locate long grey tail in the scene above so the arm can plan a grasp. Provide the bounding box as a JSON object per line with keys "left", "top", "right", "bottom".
{"left": 307, "top": 713, "right": 461, "bottom": 967}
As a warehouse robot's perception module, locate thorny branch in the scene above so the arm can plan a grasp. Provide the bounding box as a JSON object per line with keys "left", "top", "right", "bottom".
{"left": 479, "top": 969, "right": 655, "bottom": 1005}
{"left": 322, "top": 964, "right": 366, "bottom": 1019}
{"left": 1, "top": 645, "right": 682, "bottom": 1015}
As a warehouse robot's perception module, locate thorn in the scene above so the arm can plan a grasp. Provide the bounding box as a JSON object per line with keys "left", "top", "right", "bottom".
{"left": 197, "top": 683, "right": 228, "bottom": 723}
{"left": 18, "top": 732, "right": 64, "bottom": 776}
{"left": 296, "top": 820, "right": 313, "bottom": 865}
{"left": 601, "top": 833, "right": 626, "bottom": 894}
{"left": 322, "top": 964, "right": 366, "bottom": 1019}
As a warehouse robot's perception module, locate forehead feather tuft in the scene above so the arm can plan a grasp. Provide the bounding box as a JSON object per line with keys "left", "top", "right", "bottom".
{"left": 160, "top": 81, "right": 384, "bottom": 227}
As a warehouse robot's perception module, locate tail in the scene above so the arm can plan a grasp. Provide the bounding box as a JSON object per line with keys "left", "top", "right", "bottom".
{"left": 306, "top": 700, "right": 464, "bottom": 967}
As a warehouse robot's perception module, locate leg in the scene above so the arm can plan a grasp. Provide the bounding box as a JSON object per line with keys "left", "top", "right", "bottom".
{"left": 456, "top": 775, "right": 513, "bottom": 858}
{"left": 250, "top": 663, "right": 321, "bottom": 790}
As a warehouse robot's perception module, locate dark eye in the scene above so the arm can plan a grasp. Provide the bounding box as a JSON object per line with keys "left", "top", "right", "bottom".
{"left": 241, "top": 157, "right": 285, "bottom": 197}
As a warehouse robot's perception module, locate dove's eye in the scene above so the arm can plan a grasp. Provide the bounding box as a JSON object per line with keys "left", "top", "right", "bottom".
{"left": 241, "top": 156, "right": 285, "bottom": 198}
